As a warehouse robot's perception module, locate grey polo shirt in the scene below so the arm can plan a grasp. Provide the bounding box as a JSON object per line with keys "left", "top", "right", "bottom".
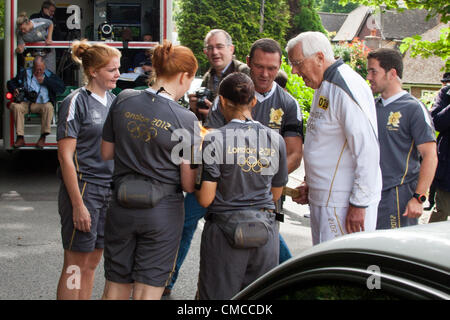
{"left": 376, "top": 91, "right": 436, "bottom": 191}
{"left": 57, "top": 88, "right": 115, "bottom": 187}
{"left": 102, "top": 88, "right": 198, "bottom": 185}
{"left": 201, "top": 120, "right": 288, "bottom": 212}
{"left": 205, "top": 82, "right": 303, "bottom": 139}
{"left": 17, "top": 18, "right": 52, "bottom": 45}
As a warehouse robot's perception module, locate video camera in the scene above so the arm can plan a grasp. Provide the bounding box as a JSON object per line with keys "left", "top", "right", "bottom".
{"left": 98, "top": 21, "right": 114, "bottom": 41}
{"left": 195, "top": 87, "right": 214, "bottom": 109}
{"left": 13, "top": 87, "right": 38, "bottom": 103}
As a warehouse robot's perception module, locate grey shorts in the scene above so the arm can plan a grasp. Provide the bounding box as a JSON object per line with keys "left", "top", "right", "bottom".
{"left": 58, "top": 181, "right": 111, "bottom": 252}
{"left": 377, "top": 181, "right": 418, "bottom": 229}
{"left": 104, "top": 192, "right": 185, "bottom": 287}
{"left": 197, "top": 212, "right": 279, "bottom": 300}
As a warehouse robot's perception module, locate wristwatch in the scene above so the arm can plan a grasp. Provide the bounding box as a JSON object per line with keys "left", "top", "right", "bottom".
{"left": 413, "top": 193, "right": 427, "bottom": 204}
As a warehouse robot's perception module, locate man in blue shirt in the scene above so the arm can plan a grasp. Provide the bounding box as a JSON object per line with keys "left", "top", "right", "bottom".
{"left": 7, "top": 56, "right": 65, "bottom": 148}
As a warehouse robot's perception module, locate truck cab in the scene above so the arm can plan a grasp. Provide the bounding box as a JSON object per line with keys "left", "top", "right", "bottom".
{"left": 2, "top": 0, "right": 173, "bottom": 150}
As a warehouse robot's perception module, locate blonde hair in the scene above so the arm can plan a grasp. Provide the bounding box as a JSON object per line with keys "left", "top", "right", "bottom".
{"left": 16, "top": 12, "right": 30, "bottom": 29}
{"left": 71, "top": 39, "right": 121, "bottom": 81}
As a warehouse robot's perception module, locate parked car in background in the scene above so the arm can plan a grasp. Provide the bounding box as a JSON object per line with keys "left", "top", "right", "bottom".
{"left": 233, "top": 221, "right": 450, "bottom": 300}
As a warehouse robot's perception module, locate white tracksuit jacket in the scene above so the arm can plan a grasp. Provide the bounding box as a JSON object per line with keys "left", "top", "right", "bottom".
{"left": 304, "top": 60, "right": 382, "bottom": 208}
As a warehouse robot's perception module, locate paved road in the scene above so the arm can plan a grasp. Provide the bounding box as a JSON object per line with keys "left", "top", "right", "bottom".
{"left": 0, "top": 145, "right": 313, "bottom": 300}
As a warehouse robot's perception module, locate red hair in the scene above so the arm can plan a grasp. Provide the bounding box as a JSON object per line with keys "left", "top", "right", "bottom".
{"left": 152, "top": 40, "right": 198, "bottom": 79}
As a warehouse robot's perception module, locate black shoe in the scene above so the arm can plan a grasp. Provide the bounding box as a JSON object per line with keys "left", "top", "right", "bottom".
{"left": 424, "top": 205, "right": 434, "bottom": 211}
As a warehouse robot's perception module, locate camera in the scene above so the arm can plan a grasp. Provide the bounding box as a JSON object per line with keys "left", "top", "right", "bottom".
{"left": 14, "top": 88, "right": 38, "bottom": 103}
{"left": 195, "top": 87, "right": 214, "bottom": 109}
{"left": 98, "top": 22, "right": 114, "bottom": 41}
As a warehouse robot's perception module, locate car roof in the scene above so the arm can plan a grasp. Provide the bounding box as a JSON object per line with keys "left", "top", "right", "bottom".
{"left": 289, "top": 221, "right": 450, "bottom": 271}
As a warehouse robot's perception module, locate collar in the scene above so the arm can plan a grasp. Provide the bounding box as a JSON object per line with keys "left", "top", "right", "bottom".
{"left": 83, "top": 87, "right": 108, "bottom": 106}
{"left": 323, "top": 59, "right": 344, "bottom": 82}
{"left": 230, "top": 119, "right": 259, "bottom": 124}
{"left": 255, "top": 83, "right": 277, "bottom": 102}
{"left": 381, "top": 90, "right": 408, "bottom": 107}
{"left": 146, "top": 87, "right": 174, "bottom": 101}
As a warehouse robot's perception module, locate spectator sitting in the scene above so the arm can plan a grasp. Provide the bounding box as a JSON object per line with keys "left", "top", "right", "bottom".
{"left": 6, "top": 55, "right": 65, "bottom": 148}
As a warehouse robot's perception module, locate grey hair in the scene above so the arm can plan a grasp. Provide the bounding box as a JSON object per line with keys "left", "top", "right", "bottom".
{"left": 204, "top": 29, "right": 233, "bottom": 47}
{"left": 286, "top": 31, "right": 334, "bottom": 61}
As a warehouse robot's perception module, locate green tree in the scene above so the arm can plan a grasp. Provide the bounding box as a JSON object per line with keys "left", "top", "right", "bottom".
{"left": 0, "top": 0, "right": 5, "bottom": 38}
{"left": 176, "top": 0, "right": 290, "bottom": 74}
{"left": 341, "top": 0, "right": 449, "bottom": 71}
{"left": 320, "top": 0, "right": 358, "bottom": 13}
{"left": 287, "top": 0, "right": 326, "bottom": 40}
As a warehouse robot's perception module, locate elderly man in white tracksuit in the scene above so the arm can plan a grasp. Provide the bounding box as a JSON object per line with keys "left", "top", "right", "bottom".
{"left": 287, "top": 32, "right": 382, "bottom": 245}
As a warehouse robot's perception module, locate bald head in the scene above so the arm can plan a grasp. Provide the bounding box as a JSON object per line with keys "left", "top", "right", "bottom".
{"left": 33, "top": 56, "right": 46, "bottom": 77}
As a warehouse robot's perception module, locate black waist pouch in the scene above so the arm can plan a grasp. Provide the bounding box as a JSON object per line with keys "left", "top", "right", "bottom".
{"left": 210, "top": 210, "right": 275, "bottom": 249}
{"left": 115, "top": 174, "right": 180, "bottom": 209}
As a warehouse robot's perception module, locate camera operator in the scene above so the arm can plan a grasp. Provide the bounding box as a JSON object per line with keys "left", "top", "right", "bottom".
{"left": 7, "top": 55, "right": 65, "bottom": 148}
{"left": 30, "top": 1, "right": 62, "bottom": 41}
{"left": 188, "top": 29, "right": 248, "bottom": 122}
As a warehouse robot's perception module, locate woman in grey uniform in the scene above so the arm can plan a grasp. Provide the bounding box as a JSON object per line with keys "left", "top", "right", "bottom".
{"left": 196, "top": 72, "right": 289, "bottom": 299}
{"left": 56, "top": 40, "right": 121, "bottom": 299}
{"left": 101, "top": 41, "right": 198, "bottom": 300}
{"left": 15, "top": 12, "right": 55, "bottom": 72}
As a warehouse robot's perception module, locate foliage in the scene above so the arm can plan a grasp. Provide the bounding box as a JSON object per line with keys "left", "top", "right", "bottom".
{"left": 281, "top": 57, "right": 315, "bottom": 125}
{"left": 399, "top": 27, "right": 450, "bottom": 72}
{"left": 288, "top": 0, "right": 326, "bottom": 38}
{"left": 333, "top": 38, "right": 370, "bottom": 78}
{"left": 340, "top": 0, "right": 449, "bottom": 23}
{"left": 320, "top": 0, "right": 359, "bottom": 13}
{"left": 176, "top": 0, "right": 290, "bottom": 74}
{"left": 419, "top": 91, "right": 438, "bottom": 109}
{"left": 0, "top": 0, "right": 4, "bottom": 38}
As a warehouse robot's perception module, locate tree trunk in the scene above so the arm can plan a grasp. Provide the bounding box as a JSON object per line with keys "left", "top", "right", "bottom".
{"left": 260, "top": 0, "right": 265, "bottom": 33}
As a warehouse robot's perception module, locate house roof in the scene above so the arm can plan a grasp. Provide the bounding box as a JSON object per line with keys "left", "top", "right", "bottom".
{"left": 402, "top": 23, "right": 449, "bottom": 85}
{"left": 318, "top": 12, "right": 348, "bottom": 33}
{"left": 332, "top": 6, "right": 440, "bottom": 42}
{"left": 374, "top": 9, "right": 440, "bottom": 40}
{"left": 333, "top": 6, "right": 371, "bottom": 41}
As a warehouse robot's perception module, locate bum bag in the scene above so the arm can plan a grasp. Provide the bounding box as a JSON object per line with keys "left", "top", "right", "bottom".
{"left": 115, "top": 173, "right": 181, "bottom": 209}
{"left": 208, "top": 209, "right": 276, "bottom": 249}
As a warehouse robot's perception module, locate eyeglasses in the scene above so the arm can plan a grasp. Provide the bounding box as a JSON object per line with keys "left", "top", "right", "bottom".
{"left": 204, "top": 44, "right": 227, "bottom": 52}
{"left": 288, "top": 58, "right": 306, "bottom": 70}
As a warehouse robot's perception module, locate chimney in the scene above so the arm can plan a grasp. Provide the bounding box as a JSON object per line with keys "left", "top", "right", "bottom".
{"left": 365, "top": 29, "right": 381, "bottom": 49}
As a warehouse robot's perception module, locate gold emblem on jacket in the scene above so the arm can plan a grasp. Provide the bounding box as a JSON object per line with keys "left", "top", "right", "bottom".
{"left": 387, "top": 111, "right": 402, "bottom": 128}
{"left": 269, "top": 108, "right": 284, "bottom": 126}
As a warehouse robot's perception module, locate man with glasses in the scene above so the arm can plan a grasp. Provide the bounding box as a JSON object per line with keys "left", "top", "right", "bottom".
{"left": 287, "top": 32, "right": 381, "bottom": 245}
{"left": 189, "top": 29, "right": 248, "bottom": 121}
{"left": 31, "top": 1, "right": 62, "bottom": 41}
